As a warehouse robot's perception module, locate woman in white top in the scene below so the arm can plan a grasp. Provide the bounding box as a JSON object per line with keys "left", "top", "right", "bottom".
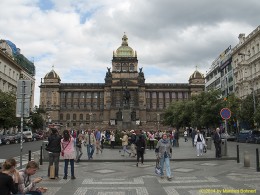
{"left": 110, "top": 131, "right": 115, "bottom": 149}
{"left": 194, "top": 130, "right": 206, "bottom": 157}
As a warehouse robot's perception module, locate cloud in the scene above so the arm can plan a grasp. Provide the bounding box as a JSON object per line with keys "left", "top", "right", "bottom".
{"left": 0, "top": 0, "right": 259, "bottom": 106}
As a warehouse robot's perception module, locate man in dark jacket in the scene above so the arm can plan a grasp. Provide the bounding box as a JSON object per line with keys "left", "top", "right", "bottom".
{"left": 213, "top": 128, "right": 221, "bottom": 158}
{"left": 46, "top": 128, "right": 61, "bottom": 179}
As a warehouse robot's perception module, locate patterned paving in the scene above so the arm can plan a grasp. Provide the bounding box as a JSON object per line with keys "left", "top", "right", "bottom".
{"left": 38, "top": 174, "right": 260, "bottom": 195}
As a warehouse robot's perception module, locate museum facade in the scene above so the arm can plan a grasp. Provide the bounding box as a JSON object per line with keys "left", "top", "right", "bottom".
{"left": 39, "top": 34, "right": 205, "bottom": 131}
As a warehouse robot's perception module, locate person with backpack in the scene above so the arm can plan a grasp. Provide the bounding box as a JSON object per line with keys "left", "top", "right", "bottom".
{"left": 129, "top": 130, "right": 137, "bottom": 157}
{"left": 136, "top": 135, "right": 146, "bottom": 167}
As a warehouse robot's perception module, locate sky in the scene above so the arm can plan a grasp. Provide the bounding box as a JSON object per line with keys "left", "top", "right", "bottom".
{"left": 0, "top": 0, "right": 260, "bottom": 106}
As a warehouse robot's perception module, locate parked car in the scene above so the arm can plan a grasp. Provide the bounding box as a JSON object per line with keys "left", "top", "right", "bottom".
{"left": 32, "top": 133, "right": 42, "bottom": 141}
{"left": 237, "top": 130, "right": 254, "bottom": 142}
{"left": 14, "top": 133, "right": 26, "bottom": 143}
{"left": 226, "top": 132, "right": 237, "bottom": 141}
{"left": 247, "top": 130, "right": 260, "bottom": 143}
{"left": 0, "top": 134, "right": 16, "bottom": 145}
{"left": 23, "top": 131, "right": 33, "bottom": 142}
{"left": 255, "top": 136, "right": 260, "bottom": 144}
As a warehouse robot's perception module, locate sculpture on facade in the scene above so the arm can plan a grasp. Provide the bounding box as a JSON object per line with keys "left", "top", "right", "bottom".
{"left": 123, "top": 86, "right": 131, "bottom": 106}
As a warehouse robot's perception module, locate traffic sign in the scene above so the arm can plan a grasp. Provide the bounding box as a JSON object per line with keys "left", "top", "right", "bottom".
{"left": 220, "top": 108, "right": 231, "bottom": 120}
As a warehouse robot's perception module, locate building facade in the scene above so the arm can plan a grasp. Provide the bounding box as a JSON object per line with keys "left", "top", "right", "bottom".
{"left": 0, "top": 40, "right": 36, "bottom": 108}
{"left": 39, "top": 34, "right": 205, "bottom": 131}
{"left": 232, "top": 25, "right": 260, "bottom": 100}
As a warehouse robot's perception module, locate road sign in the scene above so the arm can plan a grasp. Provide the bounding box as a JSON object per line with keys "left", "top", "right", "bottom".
{"left": 17, "top": 80, "right": 32, "bottom": 98}
{"left": 16, "top": 98, "right": 30, "bottom": 117}
{"left": 220, "top": 108, "right": 231, "bottom": 120}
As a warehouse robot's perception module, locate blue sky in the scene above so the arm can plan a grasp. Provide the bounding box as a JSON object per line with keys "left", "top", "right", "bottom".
{"left": 0, "top": 0, "right": 260, "bottom": 106}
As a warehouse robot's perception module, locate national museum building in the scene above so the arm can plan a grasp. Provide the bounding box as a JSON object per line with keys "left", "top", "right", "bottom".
{"left": 39, "top": 34, "right": 205, "bottom": 131}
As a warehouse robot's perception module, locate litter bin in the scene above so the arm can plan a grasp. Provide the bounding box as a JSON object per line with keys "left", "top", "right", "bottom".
{"left": 221, "top": 138, "right": 227, "bottom": 156}
{"left": 205, "top": 137, "right": 212, "bottom": 150}
{"left": 42, "top": 141, "right": 49, "bottom": 160}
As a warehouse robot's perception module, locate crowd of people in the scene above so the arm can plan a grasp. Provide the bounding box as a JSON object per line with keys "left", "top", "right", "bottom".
{"left": 0, "top": 126, "right": 225, "bottom": 194}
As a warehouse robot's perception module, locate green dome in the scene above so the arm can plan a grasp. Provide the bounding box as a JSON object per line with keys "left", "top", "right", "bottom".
{"left": 114, "top": 34, "right": 136, "bottom": 57}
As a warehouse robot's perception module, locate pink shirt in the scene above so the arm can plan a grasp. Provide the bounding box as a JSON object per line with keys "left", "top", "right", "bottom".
{"left": 61, "top": 136, "right": 75, "bottom": 159}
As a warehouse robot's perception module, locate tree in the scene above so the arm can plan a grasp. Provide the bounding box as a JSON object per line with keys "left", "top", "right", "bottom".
{"left": 27, "top": 106, "right": 45, "bottom": 131}
{"left": 191, "top": 90, "right": 223, "bottom": 129}
{"left": 239, "top": 94, "right": 255, "bottom": 129}
{"left": 0, "top": 91, "right": 19, "bottom": 128}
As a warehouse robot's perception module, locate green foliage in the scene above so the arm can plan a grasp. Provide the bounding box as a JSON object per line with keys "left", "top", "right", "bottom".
{"left": 239, "top": 94, "right": 255, "bottom": 129}
{"left": 0, "top": 91, "right": 20, "bottom": 128}
{"left": 30, "top": 106, "right": 45, "bottom": 131}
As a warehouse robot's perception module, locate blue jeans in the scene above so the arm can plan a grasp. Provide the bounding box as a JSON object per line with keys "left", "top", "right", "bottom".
{"left": 64, "top": 159, "right": 74, "bottom": 177}
{"left": 48, "top": 152, "right": 60, "bottom": 177}
{"left": 160, "top": 157, "right": 171, "bottom": 178}
{"left": 86, "top": 144, "right": 95, "bottom": 159}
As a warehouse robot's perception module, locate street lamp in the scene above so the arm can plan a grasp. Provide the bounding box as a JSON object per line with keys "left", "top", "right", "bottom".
{"left": 157, "top": 113, "right": 160, "bottom": 131}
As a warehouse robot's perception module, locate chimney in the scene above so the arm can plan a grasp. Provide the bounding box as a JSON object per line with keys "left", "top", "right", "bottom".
{"left": 238, "top": 33, "right": 245, "bottom": 44}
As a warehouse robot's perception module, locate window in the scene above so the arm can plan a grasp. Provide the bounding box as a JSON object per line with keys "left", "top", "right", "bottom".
{"left": 60, "top": 114, "right": 63, "bottom": 120}
{"left": 152, "top": 92, "right": 157, "bottom": 98}
{"left": 165, "top": 92, "right": 170, "bottom": 98}
{"left": 66, "top": 114, "right": 70, "bottom": 120}
{"left": 80, "top": 114, "right": 83, "bottom": 120}
{"left": 178, "top": 92, "right": 183, "bottom": 99}
{"left": 86, "top": 92, "right": 91, "bottom": 98}
{"left": 115, "top": 63, "right": 121, "bottom": 72}
{"left": 122, "top": 63, "right": 128, "bottom": 72}
{"left": 129, "top": 63, "right": 134, "bottom": 71}
{"left": 172, "top": 92, "right": 176, "bottom": 99}
{"left": 73, "top": 114, "right": 76, "bottom": 120}
{"left": 159, "top": 92, "right": 163, "bottom": 98}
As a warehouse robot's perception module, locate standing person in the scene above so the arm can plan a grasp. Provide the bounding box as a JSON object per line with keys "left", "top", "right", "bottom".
{"left": 129, "top": 130, "right": 137, "bottom": 157}
{"left": 46, "top": 128, "right": 61, "bottom": 179}
{"left": 95, "top": 129, "right": 102, "bottom": 154}
{"left": 213, "top": 127, "right": 222, "bottom": 158}
{"left": 84, "top": 129, "right": 96, "bottom": 159}
{"left": 155, "top": 133, "right": 173, "bottom": 181}
{"left": 61, "top": 130, "right": 76, "bottom": 179}
{"left": 18, "top": 161, "right": 47, "bottom": 195}
{"left": 191, "top": 128, "right": 196, "bottom": 147}
{"left": 194, "top": 130, "right": 206, "bottom": 157}
{"left": 148, "top": 131, "right": 155, "bottom": 150}
{"left": 172, "top": 130, "right": 176, "bottom": 147}
{"left": 120, "top": 131, "right": 130, "bottom": 156}
{"left": 101, "top": 130, "right": 106, "bottom": 150}
{"left": 184, "top": 129, "right": 188, "bottom": 142}
{"left": 174, "top": 130, "right": 179, "bottom": 147}
{"left": 75, "top": 134, "right": 84, "bottom": 163}
{"left": 136, "top": 135, "right": 146, "bottom": 167}
{"left": 110, "top": 131, "right": 115, "bottom": 149}
{"left": 0, "top": 158, "right": 19, "bottom": 195}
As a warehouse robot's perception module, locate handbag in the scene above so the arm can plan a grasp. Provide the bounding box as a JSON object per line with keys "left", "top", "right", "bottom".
{"left": 155, "top": 158, "right": 161, "bottom": 175}
{"left": 61, "top": 138, "right": 71, "bottom": 157}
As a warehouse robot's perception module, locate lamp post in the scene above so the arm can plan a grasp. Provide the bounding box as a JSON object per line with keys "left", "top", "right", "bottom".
{"left": 157, "top": 113, "right": 160, "bottom": 131}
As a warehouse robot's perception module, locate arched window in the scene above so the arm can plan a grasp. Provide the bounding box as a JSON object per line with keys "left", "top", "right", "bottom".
{"left": 80, "top": 114, "right": 83, "bottom": 120}
{"left": 73, "top": 114, "right": 77, "bottom": 120}
{"left": 129, "top": 63, "right": 134, "bottom": 71}
{"left": 122, "top": 63, "right": 128, "bottom": 72}
{"left": 66, "top": 113, "right": 70, "bottom": 120}
{"left": 60, "top": 114, "right": 63, "bottom": 121}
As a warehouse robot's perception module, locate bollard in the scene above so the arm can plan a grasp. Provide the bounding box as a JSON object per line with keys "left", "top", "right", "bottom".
{"left": 28, "top": 150, "right": 31, "bottom": 161}
{"left": 40, "top": 146, "right": 43, "bottom": 165}
{"left": 256, "top": 148, "right": 260, "bottom": 172}
{"left": 34, "top": 153, "right": 40, "bottom": 167}
{"left": 244, "top": 151, "right": 250, "bottom": 167}
{"left": 237, "top": 145, "right": 240, "bottom": 163}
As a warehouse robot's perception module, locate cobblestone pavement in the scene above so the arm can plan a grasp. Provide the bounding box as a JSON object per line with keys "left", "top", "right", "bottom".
{"left": 34, "top": 160, "right": 260, "bottom": 195}
{"left": 5, "top": 139, "right": 259, "bottom": 194}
